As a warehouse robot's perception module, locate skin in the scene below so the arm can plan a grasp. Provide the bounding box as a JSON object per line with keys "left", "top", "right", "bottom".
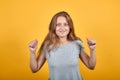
{"left": 28, "top": 16, "right": 96, "bottom": 73}
{"left": 55, "top": 16, "right": 70, "bottom": 45}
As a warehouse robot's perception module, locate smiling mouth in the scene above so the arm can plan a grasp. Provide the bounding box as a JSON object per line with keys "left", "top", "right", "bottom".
{"left": 59, "top": 30, "right": 66, "bottom": 32}
{"left": 59, "top": 31, "right": 65, "bottom": 33}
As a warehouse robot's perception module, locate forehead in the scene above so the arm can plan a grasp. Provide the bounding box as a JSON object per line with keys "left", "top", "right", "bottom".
{"left": 57, "top": 16, "right": 67, "bottom": 23}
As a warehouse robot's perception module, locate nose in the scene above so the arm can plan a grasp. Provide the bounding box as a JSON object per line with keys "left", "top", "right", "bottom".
{"left": 61, "top": 24, "right": 64, "bottom": 28}
{"left": 56, "top": 23, "right": 67, "bottom": 30}
{"left": 59, "top": 25, "right": 65, "bottom": 30}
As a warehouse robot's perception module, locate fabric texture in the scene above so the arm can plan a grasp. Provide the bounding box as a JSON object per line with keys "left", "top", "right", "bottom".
{"left": 42, "top": 40, "right": 84, "bottom": 80}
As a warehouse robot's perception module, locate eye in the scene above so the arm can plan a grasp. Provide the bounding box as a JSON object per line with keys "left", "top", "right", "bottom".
{"left": 64, "top": 23, "right": 68, "bottom": 26}
{"left": 56, "top": 23, "right": 61, "bottom": 26}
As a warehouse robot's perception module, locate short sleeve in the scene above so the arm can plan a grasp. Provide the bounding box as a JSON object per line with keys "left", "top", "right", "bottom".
{"left": 75, "top": 40, "right": 84, "bottom": 52}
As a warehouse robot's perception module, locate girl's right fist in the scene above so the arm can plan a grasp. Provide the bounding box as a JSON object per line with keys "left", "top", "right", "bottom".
{"left": 28, "top": 39, "right": 38, "bottom": 53}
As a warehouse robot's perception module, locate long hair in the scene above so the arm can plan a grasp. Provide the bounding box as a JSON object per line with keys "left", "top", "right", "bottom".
{"left": 39, "top": 11, "right": 82, "bottom": 54}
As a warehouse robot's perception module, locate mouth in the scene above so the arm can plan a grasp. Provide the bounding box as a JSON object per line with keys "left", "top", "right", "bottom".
{"left": 59, "top": 31, "right": 66, "bottom": 33}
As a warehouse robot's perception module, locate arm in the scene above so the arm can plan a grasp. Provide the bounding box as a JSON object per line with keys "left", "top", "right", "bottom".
{"left": 79, "top": 38, "right": 96, "bottom": 70}
{"left": 79, "top": 48, "right": 96, "bottom": 70}
{"left": 30, "top": 51, "right": 46, "bottom": 73}
{"left": 29, "top": 39, "right": 46, "bottom": 73}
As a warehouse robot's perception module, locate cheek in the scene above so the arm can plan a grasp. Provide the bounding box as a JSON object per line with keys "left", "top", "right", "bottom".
{"left": 55, "top": 27, "right": 59, "bottom": 35}
{"left": 55, "top": 27, "right": 59, "bottom": 31}
{"left": 66, "top": 27, "right": 70, "bottom": 32}
{"left": 55, "top": 27, "right": 59, "bottom": 34}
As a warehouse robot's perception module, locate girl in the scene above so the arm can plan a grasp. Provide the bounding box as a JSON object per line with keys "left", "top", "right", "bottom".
{"left": 28, "top": 11, "right": 96, "bottom": 80}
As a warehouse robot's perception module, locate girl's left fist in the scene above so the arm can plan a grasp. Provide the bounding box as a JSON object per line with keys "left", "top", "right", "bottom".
{"left": 86, "top": 37, "right": 96, "bottom": 50}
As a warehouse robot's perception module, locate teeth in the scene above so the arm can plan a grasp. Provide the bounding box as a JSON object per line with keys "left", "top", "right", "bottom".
{"left": 59, "top": 31, "right": 65, "bottom": 32}
{"left": 61, "top": 31, "right": 64, "bottom": 33}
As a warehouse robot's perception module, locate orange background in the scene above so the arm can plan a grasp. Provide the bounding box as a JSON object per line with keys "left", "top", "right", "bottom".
{"left": 0, "top": 0, "right": 120, "bottom": 80}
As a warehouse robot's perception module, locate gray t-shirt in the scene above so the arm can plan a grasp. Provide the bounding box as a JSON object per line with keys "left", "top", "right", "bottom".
{"left": 42, "top": 40, "right": 84, "bottom": 80}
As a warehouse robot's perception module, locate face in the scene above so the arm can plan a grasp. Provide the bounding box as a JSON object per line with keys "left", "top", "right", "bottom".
{"left": 55, "top": 16, "right": 70, "bottom": 38}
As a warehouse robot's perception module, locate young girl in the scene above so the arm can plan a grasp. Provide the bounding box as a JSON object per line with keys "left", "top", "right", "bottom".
{"left": 28, "top": 11, "right": 96, "bottom": 80}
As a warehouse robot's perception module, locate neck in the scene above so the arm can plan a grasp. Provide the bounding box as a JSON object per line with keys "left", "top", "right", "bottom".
{"left": 59, "top": 37, "right": 68, "bottom": 45}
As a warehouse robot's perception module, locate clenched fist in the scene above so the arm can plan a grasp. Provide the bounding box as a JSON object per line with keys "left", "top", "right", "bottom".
{"left": 86, "top": 38, "right": 96, "bottom": 51}
{"left": 28, "top": 39, "right": 38, "bottom": 53}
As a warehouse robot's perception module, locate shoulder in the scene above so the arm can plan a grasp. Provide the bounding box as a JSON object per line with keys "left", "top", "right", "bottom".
{"left": 73, "top": 39, "right": 84, "bottom": 48}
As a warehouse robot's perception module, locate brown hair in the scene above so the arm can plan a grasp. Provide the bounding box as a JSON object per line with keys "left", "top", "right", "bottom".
{"left": 39, "top": 11, "right": 81, "bottom": 54}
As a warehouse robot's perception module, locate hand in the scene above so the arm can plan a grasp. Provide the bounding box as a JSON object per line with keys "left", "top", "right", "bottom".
{"left": 28, "top": 39, "right": 38, "bottom": 53}
{"left": 86, "top": 37, "right": 96, "bottom": 51}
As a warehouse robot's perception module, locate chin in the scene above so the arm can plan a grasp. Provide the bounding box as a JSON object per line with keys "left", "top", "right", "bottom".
{"left": 57, "top": 33, "right": 69, "bottom": 38}
{"left": 59, "top": 35, "right": 67, "bottom": 38}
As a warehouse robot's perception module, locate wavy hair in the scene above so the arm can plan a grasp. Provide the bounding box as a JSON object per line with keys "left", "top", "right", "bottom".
{"left": 39, "top": 11, "right": 81, "bottom": 54}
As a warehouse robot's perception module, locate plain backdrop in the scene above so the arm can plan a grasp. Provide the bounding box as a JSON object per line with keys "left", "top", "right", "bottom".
{"left": 0, "top": 0, "right": 120, "bottom": 80}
